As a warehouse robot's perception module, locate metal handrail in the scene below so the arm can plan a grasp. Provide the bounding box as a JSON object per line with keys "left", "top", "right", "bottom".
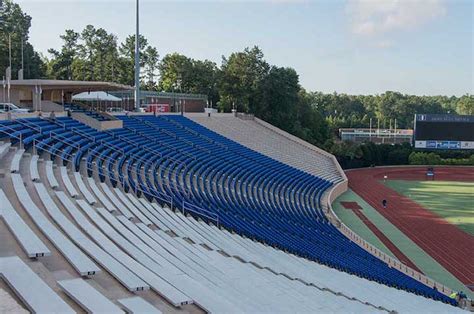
{"left": 10, "top": 116, "right": 43, "bottom": 133}
{"left": 0, "top": 123, "right": 23, "bottom": 149}
{"left": 182, "top": 200, "right": 219, "bottom": 226}
{"left": 41, "top": 116, "right": 67, "bottom": 129}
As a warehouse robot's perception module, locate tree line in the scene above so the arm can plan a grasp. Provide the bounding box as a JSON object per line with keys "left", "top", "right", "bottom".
{"left": 1, "top": 0, "right": 473, "bottom": 166}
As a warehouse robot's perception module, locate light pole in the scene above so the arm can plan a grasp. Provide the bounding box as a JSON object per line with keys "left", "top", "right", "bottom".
{"left": 2, "top": 77, "right": 5, "bottom": 102}
{"left": 134, "top": 0, "right": 140, "bottom": 111}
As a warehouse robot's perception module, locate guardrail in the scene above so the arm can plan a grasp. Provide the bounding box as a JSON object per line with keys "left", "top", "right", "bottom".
{"left": 0, "top": 123, "right": 23, "bottom": 149}
{"left": 182, "top": 200, "right": 219, "bottom": 227}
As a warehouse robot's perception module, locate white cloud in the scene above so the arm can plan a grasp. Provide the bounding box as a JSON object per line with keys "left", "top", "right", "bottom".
{"left": 375, "top": 39, "right": 394, "bottom": 48}
{"left": 346, "top": 0, "right": 446, "bottom": 36}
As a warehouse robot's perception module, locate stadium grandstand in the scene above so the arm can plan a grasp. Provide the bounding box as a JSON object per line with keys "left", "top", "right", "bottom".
{"left": 0, "top": 107, "right": 467, "bottom": 313}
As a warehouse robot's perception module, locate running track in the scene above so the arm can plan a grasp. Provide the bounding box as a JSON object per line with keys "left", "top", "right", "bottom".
{"left": 347, "top": 167, "right": 474, "bottom": 289}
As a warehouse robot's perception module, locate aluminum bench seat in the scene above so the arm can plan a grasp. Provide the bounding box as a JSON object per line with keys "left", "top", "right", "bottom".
{"left": 55, "top": 193, "right": 150, "bottom": 292}
{"left": 118, "top": 297, "right": 163, "bottom": 314}
{"left": 73, "top": 171, "right": 96, "bottom": 204}
{"left": 100, "top": 182, "right": 133, "bottom": 219}
{"left": 60, "top": 166, "right": 79, "bottom": 197}
{"left": 0, "top": 142, "right": 11, "bottom": 159}
{"left": 45, "top": 160, "right": 59, "bottom": 189}
{"left": 10, "top": 148, "right": 24, "bottom": 173}
{"left": 125, "top": 194, "right": 169, "bottom": 231}
{"left": 29, "top": 154, "right": 40, "bottom": 181}
{"left": 0, "top": 256, "right": 74, "bottom": 314}
{"left": 11, "top": 173, "right": 98, "bottom": 277}
{"left": 87, "top": 177, "right": 119, "bottom": 213}
{"left": 0, "top": 189, "right": 51, "bottom": 258}
{"left": 58, "top": 278, "right": 124, "bottom": 313}
{"left": 113, "top": 187, "right": 152, "bottom": 225}
{"left": 74, "top": 200, "right": 192, "bottom": 306}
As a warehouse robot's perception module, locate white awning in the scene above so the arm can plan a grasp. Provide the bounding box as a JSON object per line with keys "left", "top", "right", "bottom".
{"left": 72, "top": 91, "right": 121, "bottom": 102}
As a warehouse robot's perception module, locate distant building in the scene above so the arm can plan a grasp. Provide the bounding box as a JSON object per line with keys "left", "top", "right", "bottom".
{"left": 339, "top": 128, "right": 413, "bottom": 144}
{"left": 111, "top": 90, "right": 208, "bottom": 113}
{"left": 0, "top": 79, "right": 132, "bottom": 112}
{"left": 0, "top": 80, "right": 208, "bottom": 113}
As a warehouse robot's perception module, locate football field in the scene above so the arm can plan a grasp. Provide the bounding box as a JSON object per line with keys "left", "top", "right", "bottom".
{"left": 384, "top": 180, "right": 474, "bottom": 236}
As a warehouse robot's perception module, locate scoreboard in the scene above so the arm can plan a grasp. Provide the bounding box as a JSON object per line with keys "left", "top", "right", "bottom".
{"left": 414, "top": 114, "right": 474, "bottom": 150}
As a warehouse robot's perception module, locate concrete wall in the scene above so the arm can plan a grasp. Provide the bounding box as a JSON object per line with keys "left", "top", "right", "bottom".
{"left": 71, "top": 112, "right": 123, "bottom": 131}
{"left": 0, "top": 111, "right": 67, "bottom": 120}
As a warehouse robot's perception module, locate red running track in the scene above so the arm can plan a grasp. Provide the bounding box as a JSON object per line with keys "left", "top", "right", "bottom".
{"left": 347, "top": 166, "right": 474, "bottom": 288}
{"left": 340, "top": 202, "right": 423, "bottom": 273}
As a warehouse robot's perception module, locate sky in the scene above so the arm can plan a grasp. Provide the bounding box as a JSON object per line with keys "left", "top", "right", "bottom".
{"left": 15, "top": 0, "right": 474, "bottom": 96}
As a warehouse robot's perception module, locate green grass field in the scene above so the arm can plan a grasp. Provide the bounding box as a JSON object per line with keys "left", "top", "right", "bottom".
{"left": 384, "top": 180, "right": 474, "bottom": 236}
{"left": 334, "top": 189, "right": 474, "bottom": 298}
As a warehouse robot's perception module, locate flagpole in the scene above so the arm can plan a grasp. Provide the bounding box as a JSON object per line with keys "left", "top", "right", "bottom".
{"left": 7, "top": 77, "right": 10, "bottom": 103}
{"left": 134, "top": 0, "right": 140, "bottom": 111}
{"left": 9, "top": 34, "right": 12, "bottom": 71}
{"left": 2, "top": 77, "right": 5, "bottom": 102}
{"left": 39, "top": 85, "right": 42, "bottom": 112}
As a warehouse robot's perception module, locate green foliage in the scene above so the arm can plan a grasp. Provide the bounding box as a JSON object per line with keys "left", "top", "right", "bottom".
{"left": 307, "top": 91, "right": 464, "bottom": 131}
{"left": 218, "top": 46, "right": 269, "bottom": 113}
{"left": 45, "top": 28, "right": 157, "bottom": 87}
{"left": 456, "top": 95, "right": 474, "bottom": 115}
{"left": 328, "top": 142, "right": 414, "bottom": 169}
{"left": 47, "top": 29, "right": 79, "bottom": 80}
{"left": 0, "top": 0, "right": 45, "bottom": 79}
{"left": 408, "top": 152, "right": 474, "bottom": 166}
{"left": 157, "top": 53, "right": 219, "bottom": 104}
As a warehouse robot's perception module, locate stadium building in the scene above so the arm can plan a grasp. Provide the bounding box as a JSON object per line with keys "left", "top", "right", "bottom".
{"left": 339, "top": 128, "right": 413, "bottom": 144}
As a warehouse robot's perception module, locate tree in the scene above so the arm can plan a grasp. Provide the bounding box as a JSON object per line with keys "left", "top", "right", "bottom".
{"left": 157, "top": 53, "right": 193, "bottom": 92}
{"left": 47, "top": 29, "right": 79, "bottom": 79}
{"left": 117, "top": 34, "right": 149, "bottom": 86}
{"left": 189, "top": 59, "right": 220, "bottom": 105}
{"left": 0, "top": 0, "right": 46, "bottom": 79}
{"left": 257, "top": 66, "right": 299, "bottom": 126}
{"left": 71, "top": 25, "right": 119, "bottom": 82}
{"left": 218, "top": 46, "right": 269, "bottom": 112}
{"left": 143, "top": 46, "right": 159, "bottom": 90}
{"left": 456, "top": 95, "right": 474, "bottom": 115}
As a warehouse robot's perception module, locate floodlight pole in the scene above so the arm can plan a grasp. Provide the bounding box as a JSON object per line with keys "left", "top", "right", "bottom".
{"left": 134, "top": 0, "right": 140, "bottom": 111}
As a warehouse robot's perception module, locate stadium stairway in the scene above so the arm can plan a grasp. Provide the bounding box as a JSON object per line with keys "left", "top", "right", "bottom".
{"left": 187, "top": 113, "right": 343, "bottom": 183}
{"left": 0, "top": 115, "right": 462, "bottom": 311}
